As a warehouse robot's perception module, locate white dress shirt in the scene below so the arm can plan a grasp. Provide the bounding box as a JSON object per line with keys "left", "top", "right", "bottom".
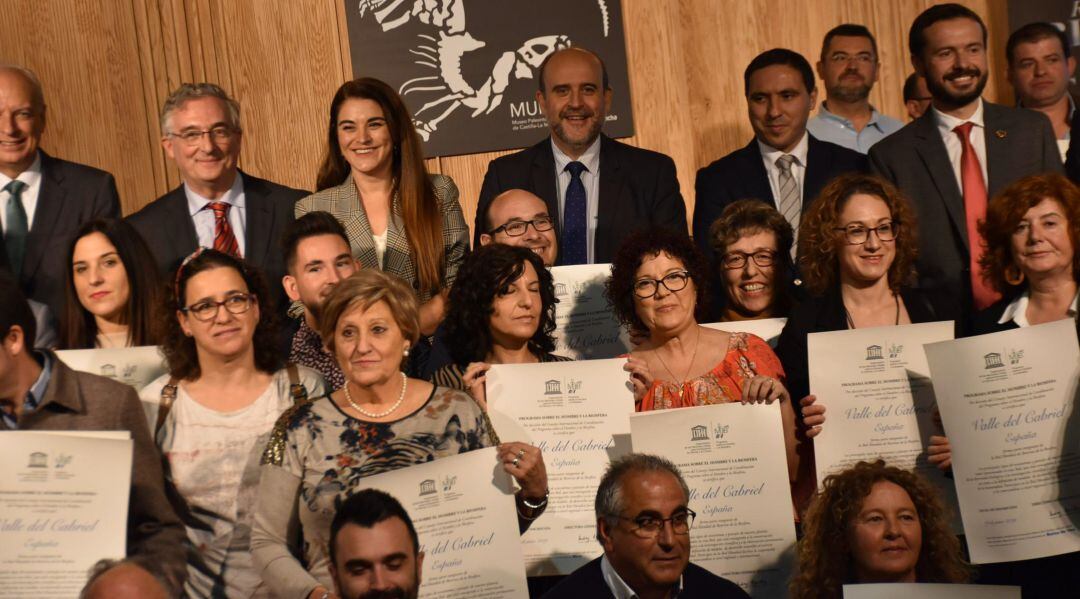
{"left": 758, "top": 131, "right": 809, "bottom": 208}
{"left": 0, "top": 152, "right": 43, "bottom": 233}
{"left": 601, "top": 554, "right": 683, "bottom": 599}
{"left": 998, "top": 288, "right": 1080, "bottom": 328}
{"left": 932, "top": 99, "right": 989, "bottom": 194}
{"left": 552, "top": 136, "right": 601, "bottom": 264}
{"left": 185, "top": 172, "right": 247, "bottom": 257}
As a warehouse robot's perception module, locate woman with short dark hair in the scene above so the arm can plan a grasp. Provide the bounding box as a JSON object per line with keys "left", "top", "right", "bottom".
{"left": 708, "top": 199, "right": 796, "bottom": 320}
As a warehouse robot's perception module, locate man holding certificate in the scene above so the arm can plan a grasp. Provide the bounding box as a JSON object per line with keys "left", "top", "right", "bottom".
{"left": 0, "top": 272, "right": 188, "bottom": 593}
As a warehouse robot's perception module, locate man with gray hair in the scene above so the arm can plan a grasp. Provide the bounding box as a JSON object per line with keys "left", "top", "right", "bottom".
{"left": 127, "top": 82, "right": 305, "bottom": 308}
{"left": 544, "top": 453, "right": 749, "bottom": 598}
{"left": 0, "top": 65, "right": 121, "bottom": 317}
{"left": 80, "top": 557, "right": 171, "bottom": 599}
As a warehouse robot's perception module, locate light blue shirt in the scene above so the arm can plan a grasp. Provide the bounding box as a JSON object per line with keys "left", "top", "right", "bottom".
{"left": 807, "top": 102, "right": 903, "bottom": 154}
{"left": 185, "top": 172, "right": 247, "bottom": 256}
{"left": 552, "top": 136, "right": 601, "bottom": 264}
{"left": 1, "top": 351, "right": 53, "bottom": 429}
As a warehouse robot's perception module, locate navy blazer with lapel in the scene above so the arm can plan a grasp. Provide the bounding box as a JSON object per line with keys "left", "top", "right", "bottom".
{"left": 475, "top": 134, "right": 688, "bottom": 264}
{"left": 693, "top": 134, "right": 868, "bottom": 261}
{"left": 869, "top": 101, "right": 1063, "bottom": 323}
{"left": 126, "top": 171, "right": 306, "bottom": 310}
{"left": 0, "top": 151, "right": 121, "bottom": 317}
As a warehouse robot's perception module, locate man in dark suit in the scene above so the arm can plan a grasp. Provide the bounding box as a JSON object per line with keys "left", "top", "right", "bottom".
{"left": 694, "top": 48, "right": 867, "bottom": 265}
{"left": 0, "top": 272, "right": 187, "bottom": 594}
{"left": 870, "top": 4, "right": 1062, "bottom": 323}
{"left": 475, "top": 47, "right": 686, "bottom": 265}
{"left": 543, "top": 453, "right": 749, "bottom": 598}
{"left": 127, "top": 83, "right": 304, "bottom": 310}
{"left": 0, "top": 66, "right": 121, "bottom": 317}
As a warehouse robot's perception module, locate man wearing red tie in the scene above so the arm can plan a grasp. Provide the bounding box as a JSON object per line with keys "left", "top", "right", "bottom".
{"left": 128, "top": 83, "right": 305, "bottom": 311}
{"left": 869, "top": 4, "right": 1062, "bottom": 330}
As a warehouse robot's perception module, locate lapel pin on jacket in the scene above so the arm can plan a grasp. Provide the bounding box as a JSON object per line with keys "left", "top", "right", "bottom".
{"left": 995, "top": 130, "right": 1007, "bottom": 139}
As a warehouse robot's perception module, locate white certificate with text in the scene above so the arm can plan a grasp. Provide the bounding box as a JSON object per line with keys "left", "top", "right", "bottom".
{"left": 809, "top": 322, "right": 959, "bottom": 518}
{"left": 630, "top": 403, "right": 797, "bottom": 599}
{"left": 357, "top": 447, "right": 529, "bottom": 598}
{"left": 703, "top": 318, "right": 787, "bottom": 347}
{"left": 925, "top": 319, "right": 1080, "bottom": 563}
{"left": 843, "top": 583, "right": 1020, "bottom": 598}
{"left": 55, "top": 346, "right": 167, "bottom": 391}
{"left": 550, "top": 264, "right": 630, "bottom": 359}
{"left": 0, "top": 431, "right": 133, "bottom": 598}
{"left": 486, "top": 358, "right": 635, "bottom": 575}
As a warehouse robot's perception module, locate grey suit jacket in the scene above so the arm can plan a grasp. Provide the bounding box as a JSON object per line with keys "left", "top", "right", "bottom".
{"left": 0, "top": 152, "right": 121, "bottom": 317}
{"left": 869, "top": 101, "right": 1063, "bottom": 322}
{"left": 1, "top": 354, "right": 188, "bottom": 594}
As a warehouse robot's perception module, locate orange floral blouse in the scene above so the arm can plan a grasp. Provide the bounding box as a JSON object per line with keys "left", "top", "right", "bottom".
{"left": 637, "top": 332, "right": 786, "bottom": 412}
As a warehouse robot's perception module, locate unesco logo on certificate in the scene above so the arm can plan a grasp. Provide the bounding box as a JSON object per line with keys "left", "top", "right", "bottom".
{"left": 859, "top": 340, "right": 908, "bottom": 374}
{"left": 684, "top": 421, "right": 734, "bottom": 454}
{"left": 18, "top": 450, "right": 76, "bottom": 482}
{"left": 540, "top": 377, "right": 585, "bottom": 407}
{"left": 415, "top": 472, "right": 465, "bottom": 509}
{"left": 979, "top": 347, "right": 1029, "bottom": 383}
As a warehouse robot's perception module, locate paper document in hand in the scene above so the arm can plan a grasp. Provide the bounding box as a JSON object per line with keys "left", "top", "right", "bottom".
{"left": 550, "top": 264, "right": 630, "bottom": 359}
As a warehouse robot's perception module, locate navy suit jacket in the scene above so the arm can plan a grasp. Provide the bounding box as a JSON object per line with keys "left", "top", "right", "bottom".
{"left": 542, "top": 557, "right": 749, "bottom": 599}
{"left": 693, "top": 134, "right": 867, "bottom": 262}
{"left": 475, "top": 134, "right": 688, "bottom": 264}
{"left": 0, "top": 151, "right": 121, "bottom": 316}
{"left": 127, "top": 171, "right": 306, "bottom": 311}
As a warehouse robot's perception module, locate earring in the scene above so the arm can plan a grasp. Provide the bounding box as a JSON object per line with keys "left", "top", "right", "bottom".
{"left": 403, "top": 344, "right": 410, "bottom": 357}
{"left": 1005, "top": 264, "right": 1025, "bottom": 286}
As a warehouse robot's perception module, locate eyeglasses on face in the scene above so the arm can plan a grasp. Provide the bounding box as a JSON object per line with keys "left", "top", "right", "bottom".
{"left": 633, "top": 270, "right": 691, "bottom": 298}
{"left": 833, "top": 221, "right": 899, "bottom": 245}
{"left": 721, "top": 249, "right": 777, "bottom": 270}
{"left": 609, "top": 508, "right": 696, "bottom": 538}
{"left": 490, "top": 216, "right": 555, "bottom": 237}
{"left": 168, "top": 126, "right": 237, "bottom": 146}
{"left": 182, "top": 293, "right": 256, "bottom": 322}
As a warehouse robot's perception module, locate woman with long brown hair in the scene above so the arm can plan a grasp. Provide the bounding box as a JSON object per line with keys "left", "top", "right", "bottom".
{"left": 296, "top": 77, "right": 468, "bottom": 340}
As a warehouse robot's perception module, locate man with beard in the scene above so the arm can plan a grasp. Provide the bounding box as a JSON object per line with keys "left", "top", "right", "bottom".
{"left": 903, "top": 73, "right": 933, "bottom": 121}
{"left": 694, "top": 48, "right": 867, "bottom": 265}
{"left": 869, "top": 3, "right": 1062, "bottom": 326}
{"left": 808, "top": 24, "right": 903, "bottom": 154}
{"left": 328, "top": 489, "right": 423, "bottom": 599}
{"left": 478, "top": 189, "right": 558, "bottom": 267}
{"left": 1006, "top": 22, "right": 1075, "bottom": 161}
{"left": 474, "top": 47, "right": 687, "bottom": 265}
{"left": 280, "top": 211, "right": 359, "bottom": 391}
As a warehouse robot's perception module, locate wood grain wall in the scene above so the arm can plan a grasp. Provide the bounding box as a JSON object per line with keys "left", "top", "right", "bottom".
{"left": 1, "top": 0, "right": 1009, "bottom": 232}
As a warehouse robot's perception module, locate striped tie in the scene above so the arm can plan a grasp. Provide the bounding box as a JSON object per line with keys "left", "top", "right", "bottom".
{"left": 208, "top": 201, "right": 240, "bottom": 257}
{"left": 775, "top": 154, "right": 800, "bottom": 260}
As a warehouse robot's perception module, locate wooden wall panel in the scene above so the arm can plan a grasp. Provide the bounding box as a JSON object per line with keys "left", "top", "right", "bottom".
{"left": 1, "top": 0, "right": 1010, "bottom": 236}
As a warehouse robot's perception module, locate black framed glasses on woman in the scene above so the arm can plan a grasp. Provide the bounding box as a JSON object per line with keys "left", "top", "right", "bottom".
{"left": 834, "top": 221, "right": 899, "bottom": 245}
{"left": 490, "top": 216, "right": 555, "bottom": 237}
{"left": 633, "top": 271, "right": 691, "bottom": 298}
{"left": 608, "top": 508, "right": 696, "bottom": 538}
{"left": 182, "top": 293, "right": 256, "bottom": 322}
{"left": 721, "top": 249, "right": 777, "bottom": 270}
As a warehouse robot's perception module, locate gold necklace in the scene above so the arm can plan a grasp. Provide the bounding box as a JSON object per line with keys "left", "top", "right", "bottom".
{"left": 654, "top": 329, "right": 701, "bottom": 399}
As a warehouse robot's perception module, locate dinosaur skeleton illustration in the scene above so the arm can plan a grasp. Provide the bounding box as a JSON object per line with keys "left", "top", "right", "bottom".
{"left": 357, "top": 0, "right": 608, "bottom": 141}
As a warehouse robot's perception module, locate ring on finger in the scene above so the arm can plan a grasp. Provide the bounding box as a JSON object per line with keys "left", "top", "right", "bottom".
{"left": 517, "top": 449, "right": 525, "bottom": 458}
{"left": 512, "top": 457, "right": 520, "bottom": 467}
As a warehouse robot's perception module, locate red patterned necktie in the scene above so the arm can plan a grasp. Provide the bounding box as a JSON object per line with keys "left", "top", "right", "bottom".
{"left": 952, "top": 122, "right": 999, "bottom": 310}
{"left": 208, "top": 201, "right": 240, "bottom": 257}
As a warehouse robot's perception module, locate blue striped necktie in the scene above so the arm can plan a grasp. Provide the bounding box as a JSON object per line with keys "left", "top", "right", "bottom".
{"left": 562, "top": 161, "right": 588, "bottom": 265}
{"left": 3, "top": 180, "right": 29, "bottom": 276}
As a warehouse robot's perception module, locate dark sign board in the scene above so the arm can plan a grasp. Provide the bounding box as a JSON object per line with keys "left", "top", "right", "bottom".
{"left": 344, "top": 0, "right": 634, "bottom": 157}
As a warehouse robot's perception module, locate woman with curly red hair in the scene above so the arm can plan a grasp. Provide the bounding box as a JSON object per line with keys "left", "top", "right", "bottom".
{"left": 790, "top": 460, "right": 970, "bottom": 599}
{"left": 775, "top": 172, "right": 945, "bottom": 403}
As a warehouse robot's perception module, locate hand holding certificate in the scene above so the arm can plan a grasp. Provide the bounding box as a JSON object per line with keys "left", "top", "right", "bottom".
{"left": 356, "top": 447, "right": 529, "bottom": 598}
{"left": 0, "top": 431, "right": 133, "bottom": 598}
{"left": 924, "top": 319, "right": 1080, "bottom": 563}
{"left": 550, "top": 264, "right": 631, "bottom": 359}
{"left": 631, "top": 403, "right": 797, "bottom": 598}
{"left": 486, "top": 358, "right": 635, "bottom": 575}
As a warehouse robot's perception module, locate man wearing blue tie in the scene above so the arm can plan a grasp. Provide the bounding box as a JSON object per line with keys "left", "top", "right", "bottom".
{"left": 474, "top": 47, "right": 687, "bottom": 265}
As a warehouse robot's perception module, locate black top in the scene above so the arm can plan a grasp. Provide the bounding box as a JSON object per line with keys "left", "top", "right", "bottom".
{"left": 541, "top": 557, "right": 750, "bottom": 599}
{"left": 774, "top": 286, "right": 945, "bottom": 405}
{"left": 969, "top": 295, "right": 1021, "bottom": 336}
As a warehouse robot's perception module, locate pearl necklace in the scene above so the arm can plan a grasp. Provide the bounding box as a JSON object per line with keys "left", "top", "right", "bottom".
{"left": 344, "top": 372, "right": 407, "bottom": 419}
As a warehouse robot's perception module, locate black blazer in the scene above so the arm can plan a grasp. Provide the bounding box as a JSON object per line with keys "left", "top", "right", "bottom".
{"left": 869, "top": 102, "right": 1062, "bottom": 324}
{"left": 475, "top": 134, "right": 688, "bottom": 264}
{"left": 969, "top": 296, "right": 1021, "bottom": 336}
{"left": 127, "top": 172, "right": 306, "bottom": 310}
{"left": 774, "top": 286, "right": 944, "bottom": 404}
{"left": 541, "top": 557, "right": 749, "bottom": 599}
{"left": 693, "top": 134, "right": 868, "bottom": 261}
{"left": 0, "top": 152, "right": 121, "bottom": 317}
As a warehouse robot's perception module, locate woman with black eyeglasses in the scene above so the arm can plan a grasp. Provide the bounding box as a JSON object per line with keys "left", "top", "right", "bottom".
{"left": 139, "top": 249, "right": 324, "bottom": 598}
{"left": 775, "top": 173, "right": 941, "bottom": 404}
